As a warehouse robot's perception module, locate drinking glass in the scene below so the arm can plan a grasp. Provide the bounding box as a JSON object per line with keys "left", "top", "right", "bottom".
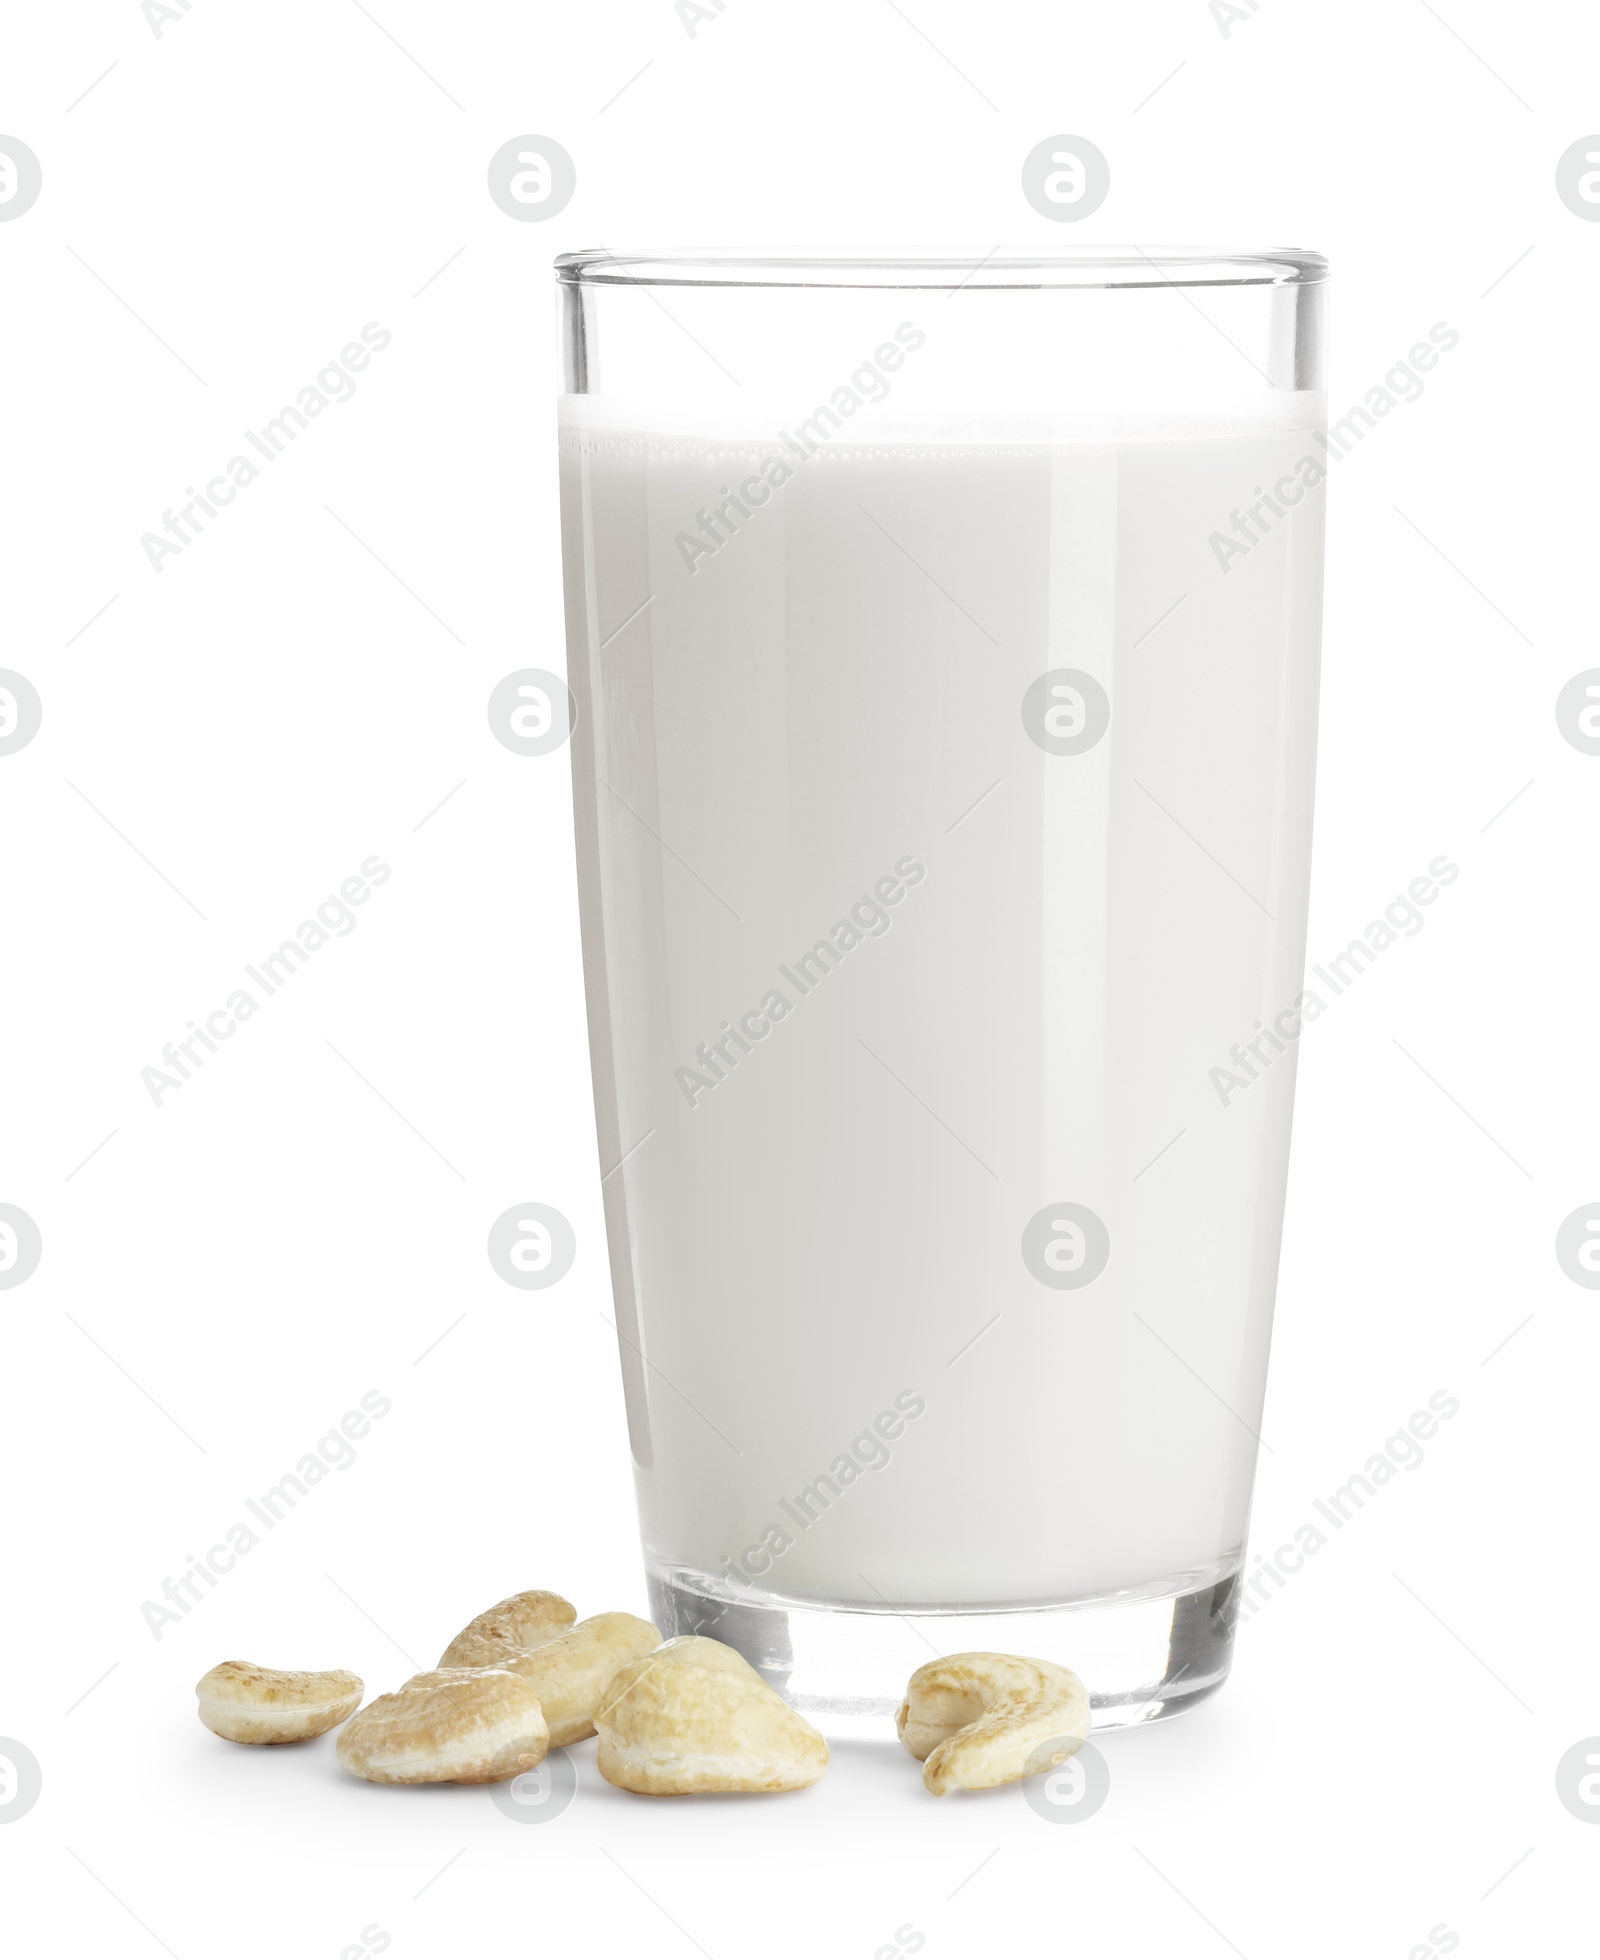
{"left": 557, "top": 248, "right": 1327, "bottom": 1733}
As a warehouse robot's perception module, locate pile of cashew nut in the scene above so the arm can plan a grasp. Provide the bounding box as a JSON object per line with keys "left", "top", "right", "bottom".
{"left": 195, "top": 1588, "right": 1090, "bottom": 1796}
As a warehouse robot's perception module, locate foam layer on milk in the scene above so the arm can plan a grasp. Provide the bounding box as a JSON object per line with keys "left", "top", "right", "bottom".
{"left": 561, "top": 390, "right": 1327, "bottom": 449}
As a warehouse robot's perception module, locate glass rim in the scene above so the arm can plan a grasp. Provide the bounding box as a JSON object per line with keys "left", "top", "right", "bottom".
{"left": 554, "top": 246, "right": 1327, "bottom": 291}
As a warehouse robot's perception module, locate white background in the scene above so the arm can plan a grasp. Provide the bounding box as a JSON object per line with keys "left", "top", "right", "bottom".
{"left": 2, "top": 0, "right": 1597, "bottom": 1954}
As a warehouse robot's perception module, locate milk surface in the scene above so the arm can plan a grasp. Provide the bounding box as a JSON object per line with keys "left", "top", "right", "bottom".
{"left": 561, "top": 412, "right": 1324, "bottom": 1608}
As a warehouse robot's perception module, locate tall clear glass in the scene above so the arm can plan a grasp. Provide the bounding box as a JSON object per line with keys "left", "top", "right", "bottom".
{"left": 557, "top": 249, "right": 1327, "bottom": 1734}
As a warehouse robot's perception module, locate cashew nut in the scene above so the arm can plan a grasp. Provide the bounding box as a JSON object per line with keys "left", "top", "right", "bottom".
{"left": 336, "top": 1668, "right": 548, "bottom": 1785}
{"left": 436, "top": 1589, "right": 576, "bottom": 1670}
{"left": 896, "top": 1652, "right": 1090, "bottom": 1795}
{"left": 195, "top": 1661, "right": 363, "bottom": 1745}
{"left": 489, "top": 1612, "right": 661, "bottom": 1747}
{"left": 594, "top": 1635, "right": 828, "bottom": 1795}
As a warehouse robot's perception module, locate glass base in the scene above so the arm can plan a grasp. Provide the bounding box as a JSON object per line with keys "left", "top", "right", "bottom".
{"left": 647, "top": 1562, "right": 1242, "bottom": 1740}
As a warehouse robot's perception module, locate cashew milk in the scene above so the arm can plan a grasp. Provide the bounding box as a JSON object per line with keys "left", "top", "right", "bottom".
{"left": 562, "top": 408, "right": 1324, "bottom": 1612}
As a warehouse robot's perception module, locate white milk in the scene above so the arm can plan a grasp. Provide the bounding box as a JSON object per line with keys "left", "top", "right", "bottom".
{"left": 562, "top": 410, "right": 1324, "bottom": 1609}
